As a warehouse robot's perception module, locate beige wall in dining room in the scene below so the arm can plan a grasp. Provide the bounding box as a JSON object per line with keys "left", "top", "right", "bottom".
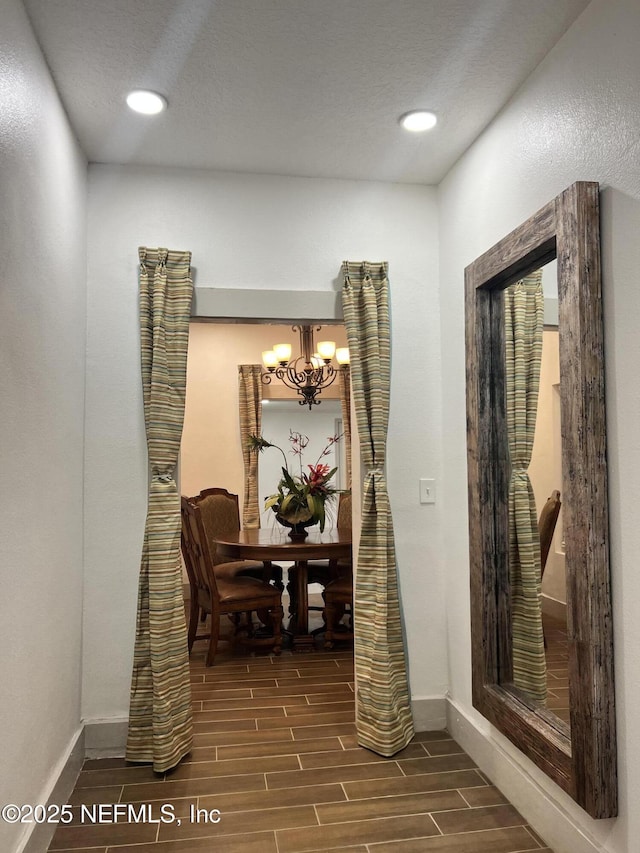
{"left": 180, "top": 321, "right": 348, "bottom": 502}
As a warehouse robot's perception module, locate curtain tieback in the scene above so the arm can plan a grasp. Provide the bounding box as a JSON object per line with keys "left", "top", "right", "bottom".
{"left": 152, "top": 471, "right": 174, "bottom": 483}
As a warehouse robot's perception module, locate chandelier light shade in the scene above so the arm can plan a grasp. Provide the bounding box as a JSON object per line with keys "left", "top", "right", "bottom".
{"left": 316, "top": 340, "right": 336, "bottom": 360}
{"left": 273, "top": 342, "right": 292, "bottom": 362}
{"left": 261, "top": 325, "right": 349, "bottom": 408}
{"left": 261, "top": 350, "right": 279, "bottom": 369}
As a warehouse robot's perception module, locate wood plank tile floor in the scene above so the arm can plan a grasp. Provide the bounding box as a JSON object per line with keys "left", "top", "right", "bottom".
{"left": 543, "top": 612, "right": 570, "bottom": 727}
{"left": 49, "top": 634, "right": 555, "bottom": 852}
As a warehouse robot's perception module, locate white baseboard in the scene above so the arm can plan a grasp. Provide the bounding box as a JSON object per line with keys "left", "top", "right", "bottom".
{"left": 542, "top": 594, "right": 567, "bottom": 622}
{"left": 14, "top": 718, "right": 129, "bottom": 852}
{"left": 17, "top": 727, "right": 84, "bottom": 853}
{"left": 14, "top": 718, "right": 130, "bottom": 852}
{"left": 411, "top": 696, "right": 447, "bottom": 731}
{"left": 83, "top": 718, "right": 128, "bottom": 758}
{"left": 446, "top": 697, "right": 611, "bottom": 853}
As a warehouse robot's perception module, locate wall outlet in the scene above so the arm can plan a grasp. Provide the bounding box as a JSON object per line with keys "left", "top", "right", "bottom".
{"left": 419, "top": 478, "right": 436, "bottom": 504}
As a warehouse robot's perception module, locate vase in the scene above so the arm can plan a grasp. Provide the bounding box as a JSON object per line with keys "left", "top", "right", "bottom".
{"left": 274, "top": 512, "right": 316, "bottom": 541}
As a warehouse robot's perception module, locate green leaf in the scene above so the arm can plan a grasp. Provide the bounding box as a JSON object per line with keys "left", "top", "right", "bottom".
{"left": 248, "top": 434, "right": 274, "bottom": 452}
{"left": 281, "top": 467, "right": 297, "bottom": 491}
{"left": 306, "top": 494, "right": 326, "bottom": 531}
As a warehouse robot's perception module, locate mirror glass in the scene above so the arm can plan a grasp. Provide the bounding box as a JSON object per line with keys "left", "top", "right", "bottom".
{"left": 258, "top": 398, "right": 346, "bottom": 528}
{"left": 502, "top": 261, "right": 569, "bottom": 730}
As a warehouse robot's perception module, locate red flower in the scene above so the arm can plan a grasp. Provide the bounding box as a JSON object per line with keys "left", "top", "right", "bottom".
{"left": 308, "top": 463, "right": 330, "bottom": 482}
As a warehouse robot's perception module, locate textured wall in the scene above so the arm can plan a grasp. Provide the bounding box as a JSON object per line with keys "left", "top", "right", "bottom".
{"left": 84, "top": 166, "right": 445, "bottom": 722}
{"left": 0, "top": 1, "right": 87, "bottom": 850}
{"left": 439, "top": 0, "right": 640, "bottom": 849}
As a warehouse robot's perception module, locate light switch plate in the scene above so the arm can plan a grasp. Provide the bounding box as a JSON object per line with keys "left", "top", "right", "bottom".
{"left": 419, "top": 478, "right": 436, "bottom": 504}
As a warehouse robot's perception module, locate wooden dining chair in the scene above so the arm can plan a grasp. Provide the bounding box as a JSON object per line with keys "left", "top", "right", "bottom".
{"left": 180, "top": 496, "right": 283, "bottom": 665}
{"left": 539, "top": 489, "right": 562, "bottom": 579}
{"left": 287, "top": 491, "right": 352, "bottom": 615}
{"left": 189, "top": 487, "right": 283, "bottom": 589}
{"left": 323, "top": 571, "right": 353, "bottom": 649}
{"left": 538, "top": 489, "right": 561, "bottom": 648}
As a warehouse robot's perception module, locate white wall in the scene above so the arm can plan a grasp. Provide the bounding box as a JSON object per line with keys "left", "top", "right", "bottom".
{"left": 0, "top": 1, "right": 87, "bottom": 849}
{"left": 84, "top": 167, "right": 444, "bottom": 724}
{"left": 439, "top": 0, "right": 640, "bottom": 849}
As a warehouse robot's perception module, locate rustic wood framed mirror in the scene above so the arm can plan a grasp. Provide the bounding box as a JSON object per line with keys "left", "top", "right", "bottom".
{"left": 465, "top": 181, "right": 617, "bottom": 818}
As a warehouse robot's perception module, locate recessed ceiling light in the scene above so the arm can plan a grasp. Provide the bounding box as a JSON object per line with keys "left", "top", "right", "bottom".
{"left": 126, "top": 90, "right": 167, "bottom": 115}
{"left": 399, "top": 110, "right": 437, "bottom": 132}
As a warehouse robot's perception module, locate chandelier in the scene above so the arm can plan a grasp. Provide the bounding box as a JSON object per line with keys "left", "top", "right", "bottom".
{"left": 261, "top": 325, "right": 350, "bottom": 409}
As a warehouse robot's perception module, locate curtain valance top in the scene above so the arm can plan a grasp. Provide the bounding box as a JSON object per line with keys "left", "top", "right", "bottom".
{"left": 342, "top": 260, "right": 388, "bottom": 275}
{"left": 138, "top": 246, "right": 192, "bottom": 269}
{"left": 342, "top": 261, "right": 389, "bottom": 290}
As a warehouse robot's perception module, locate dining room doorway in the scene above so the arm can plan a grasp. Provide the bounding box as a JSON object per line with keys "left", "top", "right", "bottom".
{"left": 179, "top": 317, "right": 353, "bottom": 652}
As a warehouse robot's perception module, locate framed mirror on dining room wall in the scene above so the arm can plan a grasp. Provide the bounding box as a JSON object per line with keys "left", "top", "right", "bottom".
{"left": 464, "top": 181, "right": 617, "bottom": 818}
{"left": 259, "top": 398, "right": 346, "bottom": 529}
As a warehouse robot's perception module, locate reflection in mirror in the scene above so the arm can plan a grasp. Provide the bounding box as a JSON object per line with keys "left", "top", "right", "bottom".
{"left": 503, "top": 262, "right": 569, "bottom": 730}
{"left": 258, "top": 399, "right": 345, "bottom": 529}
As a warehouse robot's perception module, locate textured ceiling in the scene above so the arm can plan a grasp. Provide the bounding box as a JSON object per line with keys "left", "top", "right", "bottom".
{"left": 24, "top": 0, "right": 591, "bottom": 184}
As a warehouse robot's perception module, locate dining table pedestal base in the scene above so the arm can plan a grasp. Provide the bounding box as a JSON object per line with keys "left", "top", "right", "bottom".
{"left": 283, "top": 560, "right": 317, "bottom": 651}
{"left": 291, "top": 633, "right": 315, "bottom": 652}
{"left": 214, "top": 529, "right": 352, "bottom": 650}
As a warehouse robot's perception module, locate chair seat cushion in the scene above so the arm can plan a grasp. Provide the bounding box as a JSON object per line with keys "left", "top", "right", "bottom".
{"left": 217, "top": 575, "right": 281, "bottom": 604}
{"left": 214, "top": 560, "right": 264, "bottom": 580}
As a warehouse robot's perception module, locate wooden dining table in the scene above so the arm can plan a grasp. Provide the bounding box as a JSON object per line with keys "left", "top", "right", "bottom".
{"left": 214, "top": 527, "right": 352, "bottom": 649}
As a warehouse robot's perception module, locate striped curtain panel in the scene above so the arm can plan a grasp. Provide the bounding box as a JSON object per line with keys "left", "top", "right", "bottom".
{"left": 504, "top": 269, "right": 546, "bottom": 702}
{"left": 238, "top": 364, "right": 263, "bottom": 528}
{"left": 126, "top": 248, "right": 194, "bottom": 772}
{"left": 339, "top": 365, "right": 352, "bottom": 488}
{"left": 341, "top": 261, "right": 414, "bottom": 756}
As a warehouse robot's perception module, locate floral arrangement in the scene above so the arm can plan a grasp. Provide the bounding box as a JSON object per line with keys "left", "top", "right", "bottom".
{"left": 249, "top": 430, "right": 341, "bottom": 532}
